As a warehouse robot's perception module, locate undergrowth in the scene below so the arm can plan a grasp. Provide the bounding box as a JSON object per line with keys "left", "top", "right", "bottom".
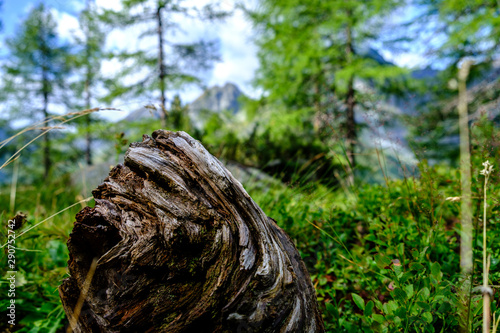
{"left": 1, "top": 126, "right": 500, "bottom": 332}
{"left": 247, "top": 161, "right": 500, "bottom": 332}
{"left": 0, "top": 176, "right": 90, "bottom": 332}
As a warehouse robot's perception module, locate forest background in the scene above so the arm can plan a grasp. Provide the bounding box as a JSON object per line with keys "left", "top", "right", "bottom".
{"left": 1, "top": 0, "right": 500, "bottom": 332}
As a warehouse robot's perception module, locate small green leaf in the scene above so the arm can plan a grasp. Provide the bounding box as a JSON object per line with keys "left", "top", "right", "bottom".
{"left": 374, "top": 299, "right": 384, "bottom": 311}
{"left": 352, "top": 293, "right": 365, "bottom": 310}
{"left": 409, "top": 262, "right": 425, "bottom": 272}
{"left": 388, "top": 300, "right": 398, "bottom": 313}
{"left": 422, "top": 311, "right": 433, "bottom": 323}
{"left": 421, "top": 287, "right": 430, "bottom": 300}
{"left": 391, "top": 288, "right": 408, "bottom": 303}
{"left": 326, "top": 302, "right": 339, "bottom": 320}
{"left": 438, "top": 301, "right": 451, "bottom": 313}
{"left": 397, "top": 243, "right": 404, "bottom": 257}
{"left": 372, "top": 313, "right": 385, "bottom": 324}
{"left": 318, "top": 276, "right": 327, "bottom": 285}
{"left": 395, "top": 307, "right": 407, "bottom": 319}
{"left": 420, "top": 247, "right": 429, "bottom": 261}
{"left": 399, "top": 271, "right": 413, "bottom": 284}
{"left": 364, "top": 301, "right": 374, "bottom": 316}
{"left": 404, "top": 284, "right": 414, "bottom": 299}
{"left": 416, "top": 301, "right": 431, "bottom": 311}
{"left": 393, "top": 264, "right": 403, "bottom": 276}
{"left": 365, "top": 234, "right": 377, "bottom": 241}
{"left": 375, "top": 254, "right": 392, "bottom": 269}
{"left": 431, "top": 262, "right": 441, "bottom": 281}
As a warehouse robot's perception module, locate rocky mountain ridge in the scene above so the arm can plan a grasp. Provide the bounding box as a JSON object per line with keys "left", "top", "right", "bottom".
{"left": 124, "top": 82, "right": 244, "bottom": 122}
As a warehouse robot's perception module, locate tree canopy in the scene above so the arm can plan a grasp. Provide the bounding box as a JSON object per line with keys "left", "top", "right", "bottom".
{"left": 2, "top": 3, "right": 72, "bottom": 178}
{"left": 247, "top": 0, "right": 406, "bottom": 177}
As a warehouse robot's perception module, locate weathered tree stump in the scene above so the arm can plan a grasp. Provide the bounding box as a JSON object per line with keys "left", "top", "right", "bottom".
{"left": 59, "top": 130, "right": 324, "bottom": 332}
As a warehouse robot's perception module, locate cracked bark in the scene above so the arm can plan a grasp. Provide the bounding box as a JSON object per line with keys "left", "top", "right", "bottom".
{"left": 59, "top": 130, "right": 324, "bottom": 332}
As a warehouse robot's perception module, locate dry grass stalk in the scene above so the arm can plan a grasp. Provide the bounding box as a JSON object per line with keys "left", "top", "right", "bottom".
{"left": 66, "top": 258, "right": 98, "bottom": 333}
{"left": 0, "top": 107, "right": 119, "bottom": 170}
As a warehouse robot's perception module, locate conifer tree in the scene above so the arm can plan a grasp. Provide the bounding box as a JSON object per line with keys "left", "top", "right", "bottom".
{"left": 247, "top": 0, "right": 404, "bottom": 179}
{"left": 169, "top": 94, "right": 190, "bottom": 130}
{"left": 100, "top": 0, "right": 230, "bottom": 127}
{"left": 404, "top": 0, "right": 500, "bottom": 162}
{"left": 416, "top": 0, "right": 500, "bottom": 65}
{"left": 1, "top": 4, "right": 71, "bottom": 178}
{"left": 70, "top": 0, "right": 106, "bottom": 165}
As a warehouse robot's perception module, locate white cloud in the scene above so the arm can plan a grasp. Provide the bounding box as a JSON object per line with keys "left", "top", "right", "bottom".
{"left": 100, "top": 58, "right": 123, "bottom": 77}
{"left": 395, "top": 53, "right": 428, "bottom": 69}
{"left": 96, "top": 0, "right": 261, "bottom": 100}
{"left": 95, "top": 0, "right": 122, "bottom": 11}
{"left": 46, "top": 0, "right": 262, "bottom": 121}
{"left": 206, "top": 8, "right": 260, "bottom": 98}
{"left": 380, "top": 50, "right": 428, "bottom": 69}
{"left": 50, "top": 8, "right": 83, "bottom": 43}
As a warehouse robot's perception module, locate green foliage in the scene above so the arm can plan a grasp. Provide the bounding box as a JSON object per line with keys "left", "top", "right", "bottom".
{"left": 1, "top": 3, "right": 71, "bottom": 118}
{"left": 69, "top": 0, "right": 106, "bottom": 103}
{"left": 244, "top": 159, "right": 500, "bottom": 332}
{"left": 66, "top": 0, "right": 108, "bottom": 166}
{"left": 0, "top": 177, "right": 86, "bottom": 332}
{"left": 0, "top": 3, "right": 73, "bottom": 179}
{"left": 2, "top": 0, "right": 500, "bottom": 332}
{"left": 5, "top": 122, "right": 500, "bottom": 332}
{"left": 246, "top": 0, "right": 408, "bottom": 152}
{"left": 169, "top": 95, "right": 192, "bottom": 131}
{"left": 196, "top": 105, "right": 344, "bottom": 184}
{"left": 403, "top": 0, "right": 500, "bottom": 163}
{"left": 416, "top": 0, "right": 500, "bottom": 64}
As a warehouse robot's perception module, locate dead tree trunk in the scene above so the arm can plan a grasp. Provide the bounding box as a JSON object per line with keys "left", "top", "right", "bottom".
{"left": 59, "top": 130, "right": 324, "bottom": 332}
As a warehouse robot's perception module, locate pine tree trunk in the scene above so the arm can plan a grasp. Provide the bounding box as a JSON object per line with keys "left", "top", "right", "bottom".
{"left": 42, "top": 71, "right": 51, "bottom": 179}
{"left": 84, "top": 0, "right": 92, "bottom": 166}
{"left": 345, "top": 74, "right": 356, "bottom": 170}
{"left": 345, "top": 17, "right": 356, "bottom": 184}
{"left": 157, "top": 3, "right": 167, "bottom": 127}
{"left": 84, "top": 51, "right": 92, "bottom": 166}
{"left": 59, "top": 130, "right": 325, "bottom": 332}
{"left": 85, "top": 113, "right": 92, "bottom": 166}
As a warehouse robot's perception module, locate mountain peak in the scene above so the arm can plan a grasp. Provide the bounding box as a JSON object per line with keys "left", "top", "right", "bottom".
{"left": 189, "top": 82, "right": 243, "bottom": 114}
{"left": 123, "top": 82, "right": 245, "bottom": 122}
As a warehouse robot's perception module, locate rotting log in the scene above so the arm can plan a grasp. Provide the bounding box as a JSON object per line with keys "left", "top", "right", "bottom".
{"left": 59, "top": 130, "right": 325, "bottom": 332}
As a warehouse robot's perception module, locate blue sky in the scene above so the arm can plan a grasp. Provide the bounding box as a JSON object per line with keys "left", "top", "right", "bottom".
{"left": 3, "top": 0, "right": 82, "bottom": 35}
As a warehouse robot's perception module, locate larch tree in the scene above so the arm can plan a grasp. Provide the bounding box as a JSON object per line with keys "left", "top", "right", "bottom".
{"left": 1, "top": 4, "right": 72, "bottom": 178}
{"left": 404, "top": 0, "right": 500, "bottom": 163}
{"left": 100, "top": 0, "right": 231, "bottom": 127}
{"left": 247, "top": 0, "right": 405, "bottom": 181}
{"left": 414, "top": 0, "right": 500, "bottom": 65}
{"left": 70, "top": 0, "right": 106, "bottom": 165}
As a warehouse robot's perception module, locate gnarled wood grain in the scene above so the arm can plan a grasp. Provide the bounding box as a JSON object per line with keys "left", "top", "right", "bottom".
{"left": 59, "top": 130, "right": 324, "bottom": 332}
